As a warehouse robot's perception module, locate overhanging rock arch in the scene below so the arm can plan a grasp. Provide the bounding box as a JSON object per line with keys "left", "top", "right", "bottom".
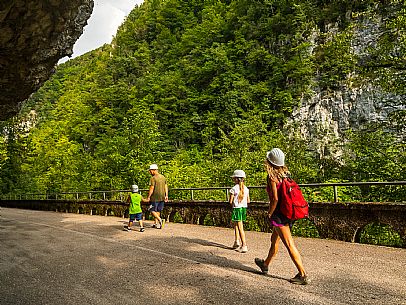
{"left": 0, "top": 0, "right": 94, "bottom": 120}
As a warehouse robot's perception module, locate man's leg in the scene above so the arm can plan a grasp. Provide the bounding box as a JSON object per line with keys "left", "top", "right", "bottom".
{"left": 151, "top": 211, "right": 162, "bottom": 227}
{"left": 157, "top": 202, "right": 165, "bottom": 228}
{"left": 149, "top": 202, "right": 160, "bottom": 227}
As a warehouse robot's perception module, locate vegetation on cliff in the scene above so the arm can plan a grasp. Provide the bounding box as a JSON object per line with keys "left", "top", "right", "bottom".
{"left": 0, "top": 0, "right": 404, "bottom": 202}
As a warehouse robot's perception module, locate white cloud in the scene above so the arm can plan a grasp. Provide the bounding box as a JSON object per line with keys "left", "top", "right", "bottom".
{"left": 59, "top": 0, "right": 144, "bottom": 63}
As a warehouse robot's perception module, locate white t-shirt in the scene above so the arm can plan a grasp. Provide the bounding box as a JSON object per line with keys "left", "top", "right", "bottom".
{"left": 229, "top": 184, "right": 249, "bottom": 208}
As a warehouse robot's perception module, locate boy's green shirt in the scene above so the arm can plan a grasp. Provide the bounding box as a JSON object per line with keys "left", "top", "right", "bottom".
{"left": 129, "top": 193, "right": 142, "bottom": 214}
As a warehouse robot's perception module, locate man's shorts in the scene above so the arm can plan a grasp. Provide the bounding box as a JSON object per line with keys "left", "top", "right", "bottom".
{"left": 232, "top": 207, "right": 247, "bottom": 222}
{"left": 129, "top": 213, "right": 143, "bottom": 221}
{"left": 148, "top": 201, "right": 164, "bottom": 212}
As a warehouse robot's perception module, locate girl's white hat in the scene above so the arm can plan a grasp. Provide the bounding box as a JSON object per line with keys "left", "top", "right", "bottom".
{"left": 266, "top": 148, "right": 285, "bottom": 167}
{"left": 231, "top": 169, "right": 246, "bottom": 178}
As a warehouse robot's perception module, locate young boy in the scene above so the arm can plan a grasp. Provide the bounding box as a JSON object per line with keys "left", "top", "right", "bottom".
{"left": 125, "top": 185, "right": 146, "bottom": 232}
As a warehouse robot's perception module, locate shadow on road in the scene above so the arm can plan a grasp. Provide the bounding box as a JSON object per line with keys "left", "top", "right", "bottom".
{"left": 139, "top": 234, "right": 291, "bottom": 283}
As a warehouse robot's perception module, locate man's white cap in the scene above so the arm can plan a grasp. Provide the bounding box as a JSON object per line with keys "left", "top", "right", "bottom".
{"left": 231, "top": 169, "right": 246, "bottom": 178}
{"left": 149, "top": 164, "right": 158, "bottom": 170}
{"left": 131, "top": 185, "right": 139, "bottom": 192}
{"left": 266, "top": 148, "right": 285, "bottom": 167}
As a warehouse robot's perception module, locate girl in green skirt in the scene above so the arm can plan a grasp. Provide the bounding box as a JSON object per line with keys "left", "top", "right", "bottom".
{"left": 229, "top": 170, "right": 250, "bottom": 253}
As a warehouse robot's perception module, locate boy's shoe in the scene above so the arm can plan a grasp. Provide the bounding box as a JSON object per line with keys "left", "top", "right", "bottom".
{"left": 140, "top": 227, "right": 145, "bottom": 232}
{"left": 232, "top": 241, "right": 240, "bottom": 249}
{"left": 152, "top": 224, "right": 157, "bottom": 228}
{"left": 159, "top": 219, "right": 165, "bottom": 229}
{"left": 123, "top": 226, "right": 130, "bottom": 231}
{"left": 289, "top": 273, "right": 309, "bottom": 285}
{"left": 236, "top": 245, "right": 248, "bottom": 253}
{"left": 254, "top": 258, "right": 269, "bottom": 274}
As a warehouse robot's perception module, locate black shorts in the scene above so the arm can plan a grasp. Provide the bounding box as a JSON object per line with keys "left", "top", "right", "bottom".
{"left": 269, "top": 211, "right": 294, "bottom": 228}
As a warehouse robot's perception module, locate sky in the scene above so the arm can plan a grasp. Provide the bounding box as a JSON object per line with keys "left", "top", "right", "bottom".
{"left": 59, "top": 0, "right": 144, "bottom": 63}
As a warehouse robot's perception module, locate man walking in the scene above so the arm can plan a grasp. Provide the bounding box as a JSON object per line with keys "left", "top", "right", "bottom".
{"left": 147, "top": 164, "right": 168, "bottom": 229}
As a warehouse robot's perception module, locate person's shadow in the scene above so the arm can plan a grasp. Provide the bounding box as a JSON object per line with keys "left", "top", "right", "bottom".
{"left": 176, "top": 236, "right": 290, "bottom": 282}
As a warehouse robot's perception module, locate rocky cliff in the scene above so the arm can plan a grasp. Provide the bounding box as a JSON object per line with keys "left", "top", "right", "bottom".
{"left": 0, "top": 0, "right": 94, "bottom": 120}
{"left": 288, "top": 11, "right": 405, "bottom": 157}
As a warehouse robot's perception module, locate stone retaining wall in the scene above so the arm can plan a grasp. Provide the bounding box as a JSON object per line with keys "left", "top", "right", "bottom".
{"left": 1, "top": 199, "right": 405, "bottom": 247}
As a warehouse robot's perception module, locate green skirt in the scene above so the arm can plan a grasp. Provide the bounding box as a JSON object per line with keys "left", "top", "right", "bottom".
{"left": 232, "top": 207, "right": 247, "bottom": 222}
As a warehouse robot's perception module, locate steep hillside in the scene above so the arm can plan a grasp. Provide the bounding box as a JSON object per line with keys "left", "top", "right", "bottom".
{"left": 1, "top": 0, "right": 404, "bottom": 198}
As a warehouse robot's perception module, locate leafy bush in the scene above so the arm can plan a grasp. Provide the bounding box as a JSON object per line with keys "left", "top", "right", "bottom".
{"left": 172, "top": 211, "right": 184, "bottom": 223}
{"left": 203, "top": 214, "right": 215, "bottom": 226}
{"left": 244, "top": 216, "right": 261, "bottom": 232}
{"left": 292, "top": 218, "right": 320, "bottom": 238}
{"left": 359, "top": 223, "right": 403, "bottom": 247}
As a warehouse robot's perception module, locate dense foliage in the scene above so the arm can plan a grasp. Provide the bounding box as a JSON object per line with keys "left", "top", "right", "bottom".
{"left": 0, "top": 0, "right": 405, "bottom": 203}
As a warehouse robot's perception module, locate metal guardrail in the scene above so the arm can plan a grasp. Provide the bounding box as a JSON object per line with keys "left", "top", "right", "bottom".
{"left": 1, "top": 181, "right": 405, "bottom": 203}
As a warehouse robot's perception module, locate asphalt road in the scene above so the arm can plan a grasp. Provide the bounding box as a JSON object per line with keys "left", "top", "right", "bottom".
{"left": 0, "top": 207, "right": 405, "bottom": 305}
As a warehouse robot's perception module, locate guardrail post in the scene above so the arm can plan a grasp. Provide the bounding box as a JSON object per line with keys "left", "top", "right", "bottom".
{"left": 225, "top": 189, "right": 229, "bottom": 201}
{"left": 103, "top": 192, "right": 106, "bottom": 200}
{"left": 333, "top": 186, "right": 338, "bottom": 203}
{"left": 76, "top": 193, "right": 79, "bottom": 200}
{"left": 191, "top": 189, "right": 194, "bottom": 201}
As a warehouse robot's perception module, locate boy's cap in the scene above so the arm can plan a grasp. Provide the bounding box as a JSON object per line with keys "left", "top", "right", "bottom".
{"left": 131, "top": 185, "right": 139, "bottom": 192}
{"left": 149, "top": 164, "right": 158, "bottom": 170}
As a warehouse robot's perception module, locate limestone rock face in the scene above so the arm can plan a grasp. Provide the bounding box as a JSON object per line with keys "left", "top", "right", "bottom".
{"left": 0, "top": 0, "right": 94, "bottom": 120}
{"left": 289, "top": 86, "right": 404, "bottom": 158}
{"left": 288, "top": 14, "right": 405, "bottom": 158}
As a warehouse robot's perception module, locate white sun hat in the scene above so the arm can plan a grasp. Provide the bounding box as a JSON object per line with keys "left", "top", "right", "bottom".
{"left": 266, "top": 148, "right": 285, "bottom": 167}
{"left": 231, "top": 169, "right": 246, "bottom": 178}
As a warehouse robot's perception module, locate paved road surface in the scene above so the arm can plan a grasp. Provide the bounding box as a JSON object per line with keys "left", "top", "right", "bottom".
{"left": 0, "top": 208, "right": 405, "bottom": 305}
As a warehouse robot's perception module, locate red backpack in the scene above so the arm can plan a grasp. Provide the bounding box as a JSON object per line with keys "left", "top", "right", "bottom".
{"left": 278, "top": 178, "right": 309, "bottom": 220}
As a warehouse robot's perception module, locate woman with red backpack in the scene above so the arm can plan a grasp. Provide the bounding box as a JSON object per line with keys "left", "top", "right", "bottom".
{"left": 254, "top": 148, "right": 309, "bottom": 285}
